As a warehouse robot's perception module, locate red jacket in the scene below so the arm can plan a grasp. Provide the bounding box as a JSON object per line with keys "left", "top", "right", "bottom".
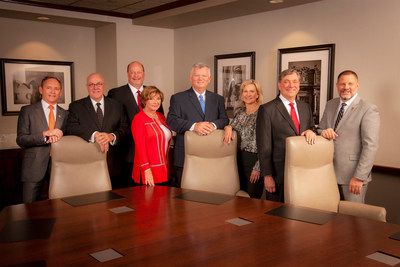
{"left": 132, "top": 111, "right": 171, "bottom": 184}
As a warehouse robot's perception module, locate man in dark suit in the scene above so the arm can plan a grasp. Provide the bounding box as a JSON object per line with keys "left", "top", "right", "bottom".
{"left": 167, "top": 62, "right": 229, "bottom": 187}
{"left": 256, "top": 69, "right": 316, "bottom": 203}
{"left": 66, "top": 73, "right": 129, "bottom": 188}
{"left": 107, "top": 61, "right": 163, "bottom": 188}
{"left": 17, "top": 76, "right": 68, "bottom": 203}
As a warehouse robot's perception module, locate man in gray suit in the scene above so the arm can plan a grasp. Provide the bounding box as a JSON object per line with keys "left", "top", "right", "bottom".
{"left": 319, "top": 70, "right": 380, "bottom": 203}
{"left": 256, "top": 69, "right": 316, "bottom": 203}
{"left": 167, "top": 62, "right": 229, "bottom": 187}
{"left": 17, "top": 76, "right": 68, "bottom": 203}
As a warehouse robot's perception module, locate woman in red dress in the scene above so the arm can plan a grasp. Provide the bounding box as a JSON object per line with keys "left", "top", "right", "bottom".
{"left": 132, "top": 86, "right": 172, "bottom": 186}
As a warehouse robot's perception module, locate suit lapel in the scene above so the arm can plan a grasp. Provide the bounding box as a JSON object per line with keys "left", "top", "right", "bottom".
{"left": 84, "top": 96, "right": 102, "bottom": 130}
{"left": 297, "top": 101, "right": 309, "bottom": 133}
{"left": 204, "top": 90, "right": 215, "bottom": 120}
{"left": 126, "top": 84, "right": 140, "bottom": 114}
{"left": 34, "top": 101, "right": 48, "bottom": 130}
{"left": 275, "top": 97, "right": 298, "bottom": 135}
{"left": 103, "top": 96, "right": 113, "bottom": 131}
{"left": 54, "top": 105, "right": 66, "bottom": 129}
{"left": 187, "top": 88, "right": 205, "bottom": 119}
{"left": 336, "top": 96, "right": 360, "bottom": 131}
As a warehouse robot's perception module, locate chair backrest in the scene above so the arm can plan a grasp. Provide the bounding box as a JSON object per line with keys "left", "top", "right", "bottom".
{"left": 49, "top": 136, "right": 111, "bottom": 199}
{"left": 284, "top": 136, "right": 340, "bottom": 212}
{"left": 181, "top": 130, "right": 240, "bottom": 195}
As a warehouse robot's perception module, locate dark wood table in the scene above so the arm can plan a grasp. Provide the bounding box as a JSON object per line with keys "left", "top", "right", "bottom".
{"left": 1, "top": 186, "right": 400, "bottom": 266}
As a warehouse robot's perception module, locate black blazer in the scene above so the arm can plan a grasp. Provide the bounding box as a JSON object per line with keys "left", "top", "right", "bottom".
{"left": 167, "top": 88, "right": 229, "bottom": 167}
{"left": 256, "top": 96, "right": 314, "bottom": 185}
{"left": 107, "top": 84, "right": 163, "bottom": 163}
{"left": 66, "top": 96, "right": 129, "bottom": 176}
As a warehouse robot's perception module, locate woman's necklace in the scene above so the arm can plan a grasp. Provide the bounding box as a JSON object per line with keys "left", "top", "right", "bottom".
{"left": 246, "top": 104, "right": 259, "bottom": 114}
{"left": 144, "top": 110, "right": 158, "bottom": 119}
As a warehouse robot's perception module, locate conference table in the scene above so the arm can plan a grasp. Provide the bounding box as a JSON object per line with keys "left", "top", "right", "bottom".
{"left": 1, "top": 186, "right": 400, "bottom": 266}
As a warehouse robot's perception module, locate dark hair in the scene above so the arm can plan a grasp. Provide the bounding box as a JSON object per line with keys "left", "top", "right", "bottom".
{"left": 279, "top": 69, "right": 300, "bottom": 82}
{"left": 41, "top": 76, "right": 62, "bottom": 89}
{"left": 337, "top": 70, "right": 358, "bottom": 82}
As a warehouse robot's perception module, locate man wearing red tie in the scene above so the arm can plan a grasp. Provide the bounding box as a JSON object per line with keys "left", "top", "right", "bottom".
{"left": 256, "top": 69, "right": 316, "bottom": 203}
{"left": 108, "top": 61, "right": 163, "bottom": 188}
{"left": 17, "top": 76, "right": 68, "bottom": 203}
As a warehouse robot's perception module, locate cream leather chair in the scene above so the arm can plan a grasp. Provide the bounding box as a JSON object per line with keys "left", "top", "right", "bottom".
{"left": 181, "top": 130, "right": 249, "bottom": 197}
{"left": 49, "top": 136, "right": 112, "bottom": 199}
{"left": 284, "top": 136, "right": 386, "bottom": 222}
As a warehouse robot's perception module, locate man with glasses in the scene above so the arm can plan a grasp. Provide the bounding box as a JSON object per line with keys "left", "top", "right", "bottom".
{"left": 66, "top": 73, "right": 129, "bottom": 188}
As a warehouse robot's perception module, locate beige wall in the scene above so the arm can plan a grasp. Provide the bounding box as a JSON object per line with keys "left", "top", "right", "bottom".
{"left": 0, "top": 0, "right": 399, "bottom": 168}
{"left": 174, "top": 0, "right": 400, "bottom": 168}
{"left": 114, "top": 22, "right": 174, "bottom": 110}
{"left": 0, "top": 2, "right": 174, "bottom": 139}
{"left": 0, "top": 16, "right": 96, "bottom": 134}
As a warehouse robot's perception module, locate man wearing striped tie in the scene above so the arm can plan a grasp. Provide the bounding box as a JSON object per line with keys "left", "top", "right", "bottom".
{"left": 17, "top": 76, "right": 68, "bottom": 203}
{"left": 319, "top": 70, "right": 380, "bottom": 203}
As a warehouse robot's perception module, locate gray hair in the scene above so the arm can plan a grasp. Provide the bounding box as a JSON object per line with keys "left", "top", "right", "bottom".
{"left": 190, "top": 62, "right": 211, "bottom": 76}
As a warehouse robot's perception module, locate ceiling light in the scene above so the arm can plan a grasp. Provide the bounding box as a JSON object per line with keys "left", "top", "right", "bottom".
{"left": 37, "top": 16, "right": 50, "bottom": 20}
{"left": 269, "top": 0, "right": 284, "bottom": 3}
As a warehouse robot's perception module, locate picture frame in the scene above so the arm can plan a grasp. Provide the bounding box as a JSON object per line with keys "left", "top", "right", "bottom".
{"left": 0, "top": 58, "right": 74, "bottom": 115}
{"left": 214, "top": 51, "right": 255, "bottom": 118}
{"left": 277, "top": 44, "right": 335, "bottom": 125}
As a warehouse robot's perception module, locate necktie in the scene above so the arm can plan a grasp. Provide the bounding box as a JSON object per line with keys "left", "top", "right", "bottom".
{"left": 96, "top": 102, "right": 103, "bottom": 127}
{"left": 137, "top": 90, "right": 142, "bottom": 110}
{"left": 48, "top": 105, "right": 55, "bottom": 130}
{"left": 289, "top": 102, "right": 300, "bottom": 134}
{"left": 334, "top": 103, "right": 347, "bottom": 131}
{"left": 199, "top": 95, "right": 205, "bottom": 114}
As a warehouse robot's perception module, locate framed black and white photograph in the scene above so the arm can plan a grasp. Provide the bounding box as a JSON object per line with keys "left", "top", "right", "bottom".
{"left": 0, "top": 58, "right": 74, "bottom": 115}
{"left": 214, "top": 52, "right": 255, "bottom": 118}
{"left": 278, "top": 44, "right": 335, "bottom": 125}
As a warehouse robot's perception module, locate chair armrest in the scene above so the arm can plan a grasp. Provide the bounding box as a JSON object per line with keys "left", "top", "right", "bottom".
{"left": 338, "top": 201, "right": 386, "bottom": 222}
{"left": 236, "top": 190, "right": 250, "bottom": 198}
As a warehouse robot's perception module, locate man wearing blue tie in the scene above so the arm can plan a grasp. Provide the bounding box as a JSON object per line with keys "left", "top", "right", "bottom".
{"left": 167, "top": 63, "right": 229, "bottom": 187}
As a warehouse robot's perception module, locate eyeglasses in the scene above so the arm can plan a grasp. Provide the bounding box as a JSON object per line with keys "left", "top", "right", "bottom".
{"left": 87, "top": 82, "right": 104, "bottom": 88}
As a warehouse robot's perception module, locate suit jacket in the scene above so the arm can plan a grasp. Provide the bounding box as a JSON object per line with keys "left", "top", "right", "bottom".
{"left": 107, "top": 84, "right": 163, "bottom": 163}
{"left": 132, "top": 111, "right": 171, "bottom": 184}
{"left": 166, "top": 88, "right": 229, "bottom": 167}
{"left": 256, "top": 96, "right": 314, "bottom": 185}
{"left": 66, "top": 96, "right": 129, "bottom": 176}
{"left": 17, "top": 101, "right": 68, "bottom": 182}
{"left": 318, "top": 96, "right": 380, "bottom": 184}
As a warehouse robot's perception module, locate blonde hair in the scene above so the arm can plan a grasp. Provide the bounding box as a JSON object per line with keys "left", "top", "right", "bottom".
{"left": 240, "top": 79, "right": 263, "bottom": 105}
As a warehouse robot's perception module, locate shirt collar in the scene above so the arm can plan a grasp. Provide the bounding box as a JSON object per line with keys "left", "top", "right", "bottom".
{"left": 340, "top": 93, "right": 358, "bottom": 106}
{"left": 128, "top": 83, "right": 143, "bottom": 94}
{"left": 279, "top": 94, "right": 295, "bottom": 106}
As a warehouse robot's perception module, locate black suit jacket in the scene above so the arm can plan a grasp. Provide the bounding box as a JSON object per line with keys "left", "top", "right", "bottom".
{"left": 66, "top": 96, "right": 129, "bottom": 176}
{"left": 17, "top": 101, "right": 68, "bottom": 182}
{"left": 167, "top": 88, "right": 229, "bottom": 167}
{"left": 107, "top": 84, "right": 163, "bottom": 163}
{"left": 256, "top": 96, "right": 314, "bottom": 185}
